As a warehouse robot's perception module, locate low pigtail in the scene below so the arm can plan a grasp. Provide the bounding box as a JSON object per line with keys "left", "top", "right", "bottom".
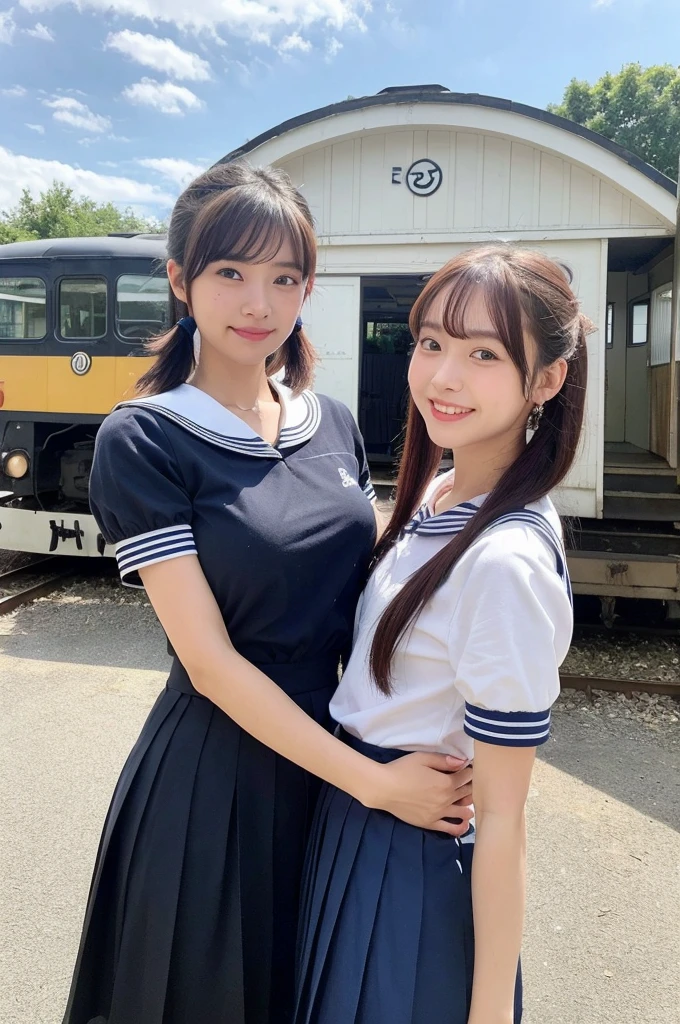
{"left": 135, "top": 309, "right": 196, "bottom": 397}
{"left": 266, "top": 318, "right": 317, "bottom": 393}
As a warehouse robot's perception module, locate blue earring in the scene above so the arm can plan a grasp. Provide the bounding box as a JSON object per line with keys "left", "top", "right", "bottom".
{"left": 294, "top": 316, "right": 303, "bottom": 332}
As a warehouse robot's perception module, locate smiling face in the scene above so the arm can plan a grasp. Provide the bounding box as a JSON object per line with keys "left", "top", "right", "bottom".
{"left": 408, "top": 287, "right": 537, "bottom": 461}
{"left": 168, "top": 236, "right": 308, "bottom": 369}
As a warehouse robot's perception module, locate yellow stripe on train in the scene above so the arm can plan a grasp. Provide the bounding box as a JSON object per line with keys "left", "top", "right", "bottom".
{"left": 0, "top": 356, "right": 155, "bottom": 414}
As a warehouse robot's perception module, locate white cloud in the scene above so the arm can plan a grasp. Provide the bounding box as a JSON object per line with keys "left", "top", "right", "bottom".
{"left": 122, "top": 78, "right": 203, "bottom": 115}
{"left": 43, "top": 96, "right": 111, "bottom": 133}
{"left": 0, "top": 8, "right": 16, "bottom": 43}
{"left": 0, "top": 145, "right": 175, "bottom": 212}
{"left": 593, "top": 0, "right": 615, "bottom": 5}
{"left": 105, "top": 29, "right": 211, "bottom": 80}
{"left": 25, "top": 122, "right": 45, "bottom": 133}
{"left": 1, "top": 85, "right": 27, "bottom": 97}
{"left": 26, "top": 21, "right": 54, "bottom": 39}
{"left": 138, "top": 157, "right": 205, "bottom": 185}
{"left": 325, "top": 36, "right": 342, "bottom": 60}
{"left": 278, "top": 32, "right": 311, "bottom": 52}
{"left": 17, "top": 0, "right": 368, "bottom": 40}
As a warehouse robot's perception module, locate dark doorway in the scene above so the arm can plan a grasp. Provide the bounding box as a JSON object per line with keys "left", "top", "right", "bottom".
{"left": 359, "top": 275, "right": 426, "bottom": 463}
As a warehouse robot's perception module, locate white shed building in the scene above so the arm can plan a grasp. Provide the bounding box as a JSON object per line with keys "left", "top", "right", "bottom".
{"left": 221, "top": 85, "right": 678, "bottom": 538}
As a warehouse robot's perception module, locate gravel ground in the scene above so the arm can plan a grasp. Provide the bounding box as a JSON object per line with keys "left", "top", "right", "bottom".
{"left": 563, "top": 629, "right": 680, "bottom": 685}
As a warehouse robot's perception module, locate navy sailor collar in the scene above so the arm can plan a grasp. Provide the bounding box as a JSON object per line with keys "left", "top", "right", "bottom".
{"left": 402, "top": 472, "right": 571, "bottom": 600}
{"left": 405, "top": 499, "right": 483, "bottom": 536}
{"left": 115, "top": 380, "right": 321, "bottom": 459}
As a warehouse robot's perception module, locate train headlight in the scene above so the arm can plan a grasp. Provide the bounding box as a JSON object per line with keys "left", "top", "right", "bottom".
{"left": 2, "top": 450, "right": 30, "bottom": 479}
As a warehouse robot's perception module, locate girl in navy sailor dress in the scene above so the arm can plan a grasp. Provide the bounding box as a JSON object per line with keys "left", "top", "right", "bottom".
{"left": 62, "top": 164, "right": 473, "bottom": 1024}
{"left": 294, "top": 245, "right": 589, "bottom": 1024}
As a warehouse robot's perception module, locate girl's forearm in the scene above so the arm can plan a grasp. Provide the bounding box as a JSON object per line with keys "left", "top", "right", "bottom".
{"left": 191, "top": 643, "right": 383, "bottom": 806}
{"left": 467, "top": 810, "right": 527, "bottom": 1024}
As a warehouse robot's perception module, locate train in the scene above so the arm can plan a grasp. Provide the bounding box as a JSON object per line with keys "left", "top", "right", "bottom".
{"left": 0, "top": 234, "right": 166, "bottom": 557}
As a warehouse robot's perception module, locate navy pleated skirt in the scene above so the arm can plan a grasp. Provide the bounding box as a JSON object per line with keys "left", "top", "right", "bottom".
{"left": 62, "top": 656, "right": 339, "bottom": 1024}
{"left": 294, "top": 730, "right": 522, "bottom": 1024}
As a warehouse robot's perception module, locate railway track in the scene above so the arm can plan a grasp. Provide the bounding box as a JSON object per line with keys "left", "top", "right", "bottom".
{"left": 560, "top": 673, "right": 679, "bottom": 699}
{"left": 0, "top": 556, "right": 78, "bottom": 615}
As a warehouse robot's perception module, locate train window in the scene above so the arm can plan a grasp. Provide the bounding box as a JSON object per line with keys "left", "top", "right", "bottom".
{"left": 116, "top": 273, "right": 169, "bottom": 342}
{"left": 629, "top": 300, "right": 649, "bottom": 346}
{"left": 0, "top": 277, "right": 46, "bottom": 340}
{"left": 59, "top": 277, "right": 107, "bottom": 340}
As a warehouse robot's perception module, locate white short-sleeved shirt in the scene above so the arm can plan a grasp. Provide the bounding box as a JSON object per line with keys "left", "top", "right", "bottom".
{"left": 329, "top": 471, "right": 573, "bottom": 759}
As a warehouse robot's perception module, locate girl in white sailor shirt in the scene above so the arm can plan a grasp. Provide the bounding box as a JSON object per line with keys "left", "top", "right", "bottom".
{"left": 62, "top": 163, "right": 474, "bottom": 1024}
{"left": 294, "top": 245, "right": 589, "bottom": 1024}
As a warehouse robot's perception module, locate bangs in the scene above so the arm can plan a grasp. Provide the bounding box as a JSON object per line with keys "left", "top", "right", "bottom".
{"left": 410, "top": 256, "right": 532, "bottom": 385}
{"left": 183, "top": 182, "right": 316, "bottom": 283}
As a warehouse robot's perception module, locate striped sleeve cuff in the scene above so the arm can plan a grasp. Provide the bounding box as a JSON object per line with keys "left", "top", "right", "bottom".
{"left": 463, "top": 703, "right": 552, "bottom": 747}
{"left": 362, "top": 480, "right": 377, "bottom": 504}
{"left": 114, "top": 524, "right": 197, "bottom": 587}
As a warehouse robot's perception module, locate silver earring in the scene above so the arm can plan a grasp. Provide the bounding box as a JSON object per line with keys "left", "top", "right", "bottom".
{"left": 528, "top": 404, "right": 544, "bottom": 431}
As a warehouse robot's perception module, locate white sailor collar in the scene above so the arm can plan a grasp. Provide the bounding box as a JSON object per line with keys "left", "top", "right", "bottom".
{"left": 115, "top": 380, "right": 321, "bottom": 459}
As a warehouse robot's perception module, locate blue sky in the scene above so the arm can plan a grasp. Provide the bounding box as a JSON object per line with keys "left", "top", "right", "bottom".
{"left": 0, "top": 0, "right": 678, "bottom": 218}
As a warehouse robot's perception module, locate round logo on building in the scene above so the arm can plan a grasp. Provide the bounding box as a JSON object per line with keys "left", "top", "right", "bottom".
{"left": 71, "top": 351, "right": 92, "bottom": 376}
{"left": 405, "top": 159, "right": 443, "bottom": 197}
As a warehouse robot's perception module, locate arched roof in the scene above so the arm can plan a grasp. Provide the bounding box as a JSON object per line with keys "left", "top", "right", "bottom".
{"left": 219, "top": 86, "right": 677, "bottom": 215}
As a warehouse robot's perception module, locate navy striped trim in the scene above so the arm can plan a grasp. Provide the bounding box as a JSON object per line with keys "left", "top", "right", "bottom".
{"left": 405, "top": 500, "right": 479, "bottom": 535}
{"left": 122, "top": 403, "right": 280, "bottom": 459}
{"left": 115, "top": 525, "right": 197, "bottom": 582}
{"left": 464, "top": 702, "right": 552, "bottom": 746}
{"left": 278, "top": 391, "right": 321, "bottom": 449}
{"left": 118, "top": 389, "right": 321, "bottom": 458}
{"left": 416, "top": 504, "right": 478, "bottom": 534}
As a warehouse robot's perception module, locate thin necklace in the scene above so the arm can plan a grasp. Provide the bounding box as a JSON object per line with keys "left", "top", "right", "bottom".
{"left": 224, "top": 399, "right": 261, "bottom": 413}
{"left": 224, "top": 383, "right": 278, "bottom": 414}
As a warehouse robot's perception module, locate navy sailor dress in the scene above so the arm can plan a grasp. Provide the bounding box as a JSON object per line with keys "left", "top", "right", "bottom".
{"left": 62, "top": 380, "right": 377, "bottom": 1024}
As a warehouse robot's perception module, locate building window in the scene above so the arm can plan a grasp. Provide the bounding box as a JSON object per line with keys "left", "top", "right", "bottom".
{"left": 0, "top": 277, "right": 46, "bottom": 340}
{"left": 650, "top": 285, "right": 673, "bottom": 367}
{"left": 606, "top": 302, "right": 614, "bottom": 349}
{"left": 116, "top": 273, "right": 170, "bottom": 342}
{"left": 59, "top": 277, "right": 107, "bottom": 340}
{"left": 629, "top": 300, "right": 649, "bottom": 346}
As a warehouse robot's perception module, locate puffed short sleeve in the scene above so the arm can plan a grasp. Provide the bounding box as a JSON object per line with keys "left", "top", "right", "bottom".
{"left": 448, "top": 526, "right": 573, "bottom": 747}
{"left": 89, "top": 407, "right": 197, "bottom": 587}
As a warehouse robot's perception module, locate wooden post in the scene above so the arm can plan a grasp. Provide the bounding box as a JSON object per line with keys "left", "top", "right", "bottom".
{"left": 671, "top": 156, "right": 680, "bottom": 476}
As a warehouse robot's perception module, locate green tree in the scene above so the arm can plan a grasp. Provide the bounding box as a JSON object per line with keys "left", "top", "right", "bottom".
{"left": 548, "top": 63, "right": 680, "bottom": 179}
{"left": 0, "top": 181, "right": 164, "bottom": 243}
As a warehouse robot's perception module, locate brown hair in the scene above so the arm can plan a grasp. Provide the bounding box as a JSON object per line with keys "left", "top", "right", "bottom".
{"left": 136, "top": 162, "right": 317, "bottom": 396}
{"left": 370, "top": 244, "right": 590, "bottom": 694}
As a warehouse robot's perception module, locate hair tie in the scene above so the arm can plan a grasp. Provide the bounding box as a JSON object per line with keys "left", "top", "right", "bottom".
{"left": 177, "top": 316, "right": 197, "bottom": 338}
